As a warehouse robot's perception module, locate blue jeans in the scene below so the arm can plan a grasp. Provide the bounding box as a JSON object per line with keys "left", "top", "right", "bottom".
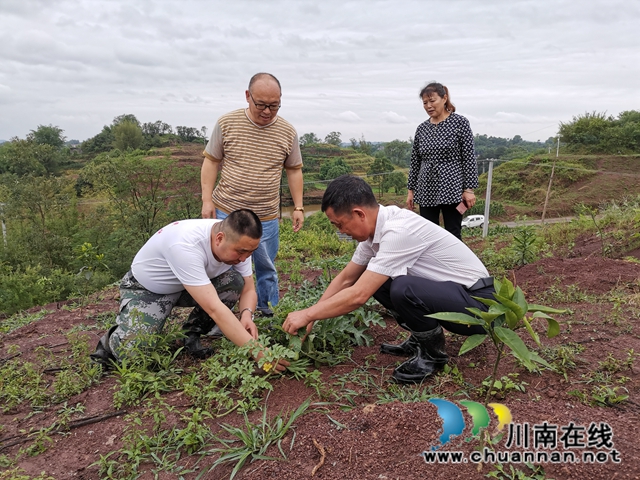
{"left": 216, "top": 209, "right": 280, "bottom": 311}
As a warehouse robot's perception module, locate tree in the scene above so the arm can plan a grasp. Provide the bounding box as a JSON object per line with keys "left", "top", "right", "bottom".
{"left": 176, "top": 126, "right": 201, "bottom": 142}
{"left": 383, "top": 139, "right": 412, "bottom": 167}
{"left": 558, "top": 111, "right": 612, "bottom": 153}
{"left": 113, "top": 121, "right": 143, "bottom": 151}
{"left": 142, "top": 121, "right": 173, "bottom": 136}
{"left": 113, "top": 114, "right": 140, "bottom": 127}
{"left": 81, "top": 126, "right": 114, "bottom": 154}
{"left": 367, "top": 155, "right": 395, "bottom": 198}
{"left": 324, "top": 131, "right": 342, "bottom": 146}
{"left": 382, "top": 171, "right": 407, "bottom": 194}
{"left": 28, "top": 125, "right": 66, "bottom": 149}
{"left": 319, "top": 158, "right": 352, "bottom": 180}
{"left": 0, "top": 138, "right": 62, "bottom": 176}
{"left": 300, "top": 132, "right": 321, "bottom": 146}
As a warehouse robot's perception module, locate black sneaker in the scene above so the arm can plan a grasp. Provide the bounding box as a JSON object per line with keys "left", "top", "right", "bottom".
{"left": 183, "top": 332, "right": 214, "bottom": 359}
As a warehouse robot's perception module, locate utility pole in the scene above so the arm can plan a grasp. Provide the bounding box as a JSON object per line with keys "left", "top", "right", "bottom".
{"left": 541, "top": 136, "right": 560, "bottom": 224}
{"left": 0, "top": 203, "right": 6, "bottom": 247}
{"left": 482, "top": 159, "right": 494, "bottom": 238}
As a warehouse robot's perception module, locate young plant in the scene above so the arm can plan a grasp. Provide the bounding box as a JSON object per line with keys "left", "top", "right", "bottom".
{"left": 427, "top": 277, "right": 565, "bottom": 405}
{"left": 203, "top": 398, "right": 312, "bottom": 480}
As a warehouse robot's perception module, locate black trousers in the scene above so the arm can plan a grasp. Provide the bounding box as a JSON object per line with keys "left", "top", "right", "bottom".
{"left": 373, "top": 276, "right": 494, "bottom": 335}
{"left": 420, "top": 203, "right": 463, "bottom": 240}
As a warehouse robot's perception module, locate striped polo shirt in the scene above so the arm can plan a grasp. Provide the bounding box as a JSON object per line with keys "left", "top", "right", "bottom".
{"left": 203, "top": 109, "right": 302, "bottom": 221}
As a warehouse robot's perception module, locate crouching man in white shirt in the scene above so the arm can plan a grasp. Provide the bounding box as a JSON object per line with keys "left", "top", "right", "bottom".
{"left": 92, "top": 209, "right": 287, "bottom": 372}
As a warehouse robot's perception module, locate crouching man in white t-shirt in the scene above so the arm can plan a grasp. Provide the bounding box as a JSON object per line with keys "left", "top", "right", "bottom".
{"left": 91, "top": 209, "right": 288, "bottom": 372}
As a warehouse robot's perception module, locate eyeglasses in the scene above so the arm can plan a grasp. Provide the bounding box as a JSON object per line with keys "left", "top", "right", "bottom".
{"left": 249, "top": 92, "right": 281, "bottom": 111}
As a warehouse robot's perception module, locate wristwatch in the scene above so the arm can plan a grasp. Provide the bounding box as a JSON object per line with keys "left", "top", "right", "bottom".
{"left": 239, "top": 308, "right": 255, "bottom": 321}
{"left": 293, "top": 206, "right": 304, "bottom": 213}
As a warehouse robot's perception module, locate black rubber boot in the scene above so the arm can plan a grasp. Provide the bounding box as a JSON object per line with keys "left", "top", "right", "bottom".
{"left": 380, "top": 314, "right": 419, "bottom": 357}
{"left": 391, "top": 325, "right": 449, "bottom": 384}
{"left": 380, "top": 334, "right": 419, "bottom": 357}
{"left": 182, "top": 306, "right": 216, "bottom": 359}
{"left": 90, "top": 325, "right": 118, "bottom": 368}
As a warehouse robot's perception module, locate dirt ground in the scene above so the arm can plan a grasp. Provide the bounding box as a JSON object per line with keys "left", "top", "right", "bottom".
{"left": 1, "top": 247, "right": 640, "bottom": 479}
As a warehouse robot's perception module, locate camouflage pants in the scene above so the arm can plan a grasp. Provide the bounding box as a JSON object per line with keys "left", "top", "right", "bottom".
{"left": 108, "top": 269, "right": 244, "bottom": 360}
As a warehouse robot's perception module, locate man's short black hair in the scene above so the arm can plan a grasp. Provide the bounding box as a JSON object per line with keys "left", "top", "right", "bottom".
{"left": 222, "top": 209, "right": 262, "bottom": 240}
{"left": 321, "top": 175, "right": 378, "bottom": 216}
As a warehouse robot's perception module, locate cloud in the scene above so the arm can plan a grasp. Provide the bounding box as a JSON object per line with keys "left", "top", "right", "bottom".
{"left": 0, "top": 0, "right": 638, "bottom": 142}
{"left": 382, "top": 111, "right": 410, "bottom": 124}
{"left": 336, "top": 111, "right": 362, "bottom": 123}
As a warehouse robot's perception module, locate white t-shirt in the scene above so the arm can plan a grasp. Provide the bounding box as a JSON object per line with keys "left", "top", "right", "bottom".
{"left": 131, "top": 219, "right": 253, "bottom": 294}
{"left": 351, "top": 205, "right": 489, "bottom": 288}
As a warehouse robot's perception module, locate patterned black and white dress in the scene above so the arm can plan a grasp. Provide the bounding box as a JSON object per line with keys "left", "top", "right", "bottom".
{"left": 407, "top": 113, "right": 478, "bottom": 207}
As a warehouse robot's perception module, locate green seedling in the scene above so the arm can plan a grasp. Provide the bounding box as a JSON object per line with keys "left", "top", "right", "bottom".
{"left": 428, "top": 277, "right": 565, "bottom": 405}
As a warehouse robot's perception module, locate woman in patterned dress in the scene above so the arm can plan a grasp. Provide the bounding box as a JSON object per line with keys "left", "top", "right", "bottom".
{"left": 406, "top": 82, "right": 478, "bottom": 240}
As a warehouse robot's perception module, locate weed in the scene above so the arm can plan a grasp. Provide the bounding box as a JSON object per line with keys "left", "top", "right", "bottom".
{"left": 376, "top": 383, "right": 435, "bottom": 404}
{"left": 0, "top": 309, "right": 49, "bottom": 334}
{"left": 479, "top": 373, "right": 528, "bottom": 398}
{"left": 182, "top": 338, "right": 276, "bottom": 415}
{"left": 19, "top": 426, "right": 55, "bottom": 457}
{"left": 539, "top": 343, "right": 585, "bottom": 380}
{"left": 598, "top": 353, "right": 627, "bottom": 373}
{"left": 0, "top": 359, "right": 48, "bottom": 412}
{"left": 589, "top": 385, "right": 629, "bottom": 407}
{"left": 434, "top": 364, "right": 467, "bottom": 387}
{"left": 511, "top": 222, "right": 538, "bottom": 267}
{"left": 112, "top": 325, "right": 184, "bottom": 408}
{"left": 55, "top": 402, "right": 86, "bottom": 431}
{"left": 203, "top": 398, "right": 312, "bottom": 480}
{"left": 486, "top": 462, "right": 547, "bottom": 479}
{"left": 92, "top": 311, "right": 117, "bottom": 330}
{"left": 0, "top": 468, "right": 55, "bottom": 480}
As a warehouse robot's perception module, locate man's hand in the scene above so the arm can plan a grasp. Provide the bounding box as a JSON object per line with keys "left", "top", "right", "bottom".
{"left": 255, "top": 350, "right": 290, "bottom": 373}
{"left": 239, "top": 316, "right": 258, "bottom": 339}
{"left": 282, "top": 309, "right": 312, "bottom": 336}
{"left": 202, "top": 200, "right": 216, "bottom": 219}
{"left": 292, "top": 210, "right": 304, "bottom": 232}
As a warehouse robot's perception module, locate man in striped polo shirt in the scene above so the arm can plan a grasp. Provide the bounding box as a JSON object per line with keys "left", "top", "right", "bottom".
{"left": 201, "top": 73, "right": 304, "bottom": 318}
{"left": 282, "top": 175, "right": 495, "bottom": 384}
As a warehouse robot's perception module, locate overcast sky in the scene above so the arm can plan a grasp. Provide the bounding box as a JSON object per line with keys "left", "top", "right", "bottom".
{"left": 1, "top": 0, "right": 638, "bottom": 144}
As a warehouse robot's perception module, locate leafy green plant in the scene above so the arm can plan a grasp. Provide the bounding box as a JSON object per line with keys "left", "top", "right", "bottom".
{"left": 511, "top": 224, "right": 538, "bottom": 267}
{"left": 203, "top": 398, "right": 312, "bottom": 480}
{"left": 74, "top": 242, "right": 109, "bottom": 303}
{"left": 0, "top": 468, "right": 55, "bottom": 480}
{"left": 266, "top": 277, "right": 385, "bottom": 366}
{"left": 428, "top": 277, "right": 565, "bottom": 405}
{"left": 486, "top": 462, "right": 547, "bottom": 479}
{"left": 182, "top": 337, "right": 278, "bottom": 415}
{"left": 539, "top": 342, "right": 585, "bottom": 380}
{"left": 112, "top": 322, "right": 185, "bottom": 408}
{"left": 0, "top": 309, "right": 49, "bottom": 334}
{"left": 479, "top": 373, "right": 528, "bottom": 398}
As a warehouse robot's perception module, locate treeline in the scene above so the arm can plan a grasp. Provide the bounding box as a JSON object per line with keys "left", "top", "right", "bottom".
{"left": 81, "top": 114, "right": 207, "bottom": 154}
{"left": 474, "top": 135, "right": 555, "bottom": 160}
{"left": 558, "top": 110, "right": 640, "bottom": 154}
